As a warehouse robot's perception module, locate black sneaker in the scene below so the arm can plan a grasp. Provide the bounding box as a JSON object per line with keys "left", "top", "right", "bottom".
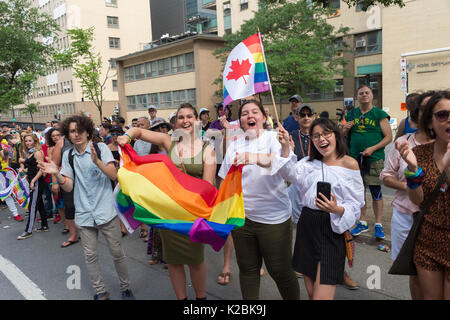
{"left": 35, "top": 226, "right": 49, "bottom": 232}
{"left": 93, "top": 291, "right": 110, "bottom": 300}
{"left": 121, "top": 289, "right": 135, "bottom": 300}
{"left": 17, "top": 232, "right": 33, "bottom": 240}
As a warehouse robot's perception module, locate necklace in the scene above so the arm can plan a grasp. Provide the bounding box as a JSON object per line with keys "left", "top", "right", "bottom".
{"left": 298, "top": 131, "right": 310, "bottom": 158}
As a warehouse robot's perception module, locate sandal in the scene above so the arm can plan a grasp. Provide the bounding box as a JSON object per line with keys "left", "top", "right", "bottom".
{"left": 217, "top": 272, "right": 232, "bottom": 286}
{"left": 139, "top": 229, "right": 148, "bottom": 238}
{"left": 149, "top": 259, "right": 160, "bottom": 265}
{"left": 62, "top": 228, "right": 70, "bottom": 234}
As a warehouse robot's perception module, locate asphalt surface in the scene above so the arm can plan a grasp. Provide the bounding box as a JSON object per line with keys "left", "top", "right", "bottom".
{"left": 0, "top": 198, "right": 411, "bottom": 301}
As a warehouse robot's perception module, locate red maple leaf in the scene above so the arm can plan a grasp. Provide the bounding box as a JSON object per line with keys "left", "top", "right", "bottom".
{"left": 226, "top": 58, "right": 252, "bottom": 84}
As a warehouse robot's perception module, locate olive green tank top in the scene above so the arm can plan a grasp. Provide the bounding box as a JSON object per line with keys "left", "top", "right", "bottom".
{"left": 168, "top": 141, "right": 208, "bottom": 179}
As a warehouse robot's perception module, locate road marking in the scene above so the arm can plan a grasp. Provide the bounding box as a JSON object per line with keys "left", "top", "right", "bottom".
{"left": 0, "top": 254, "right": 46, "bottom": 300}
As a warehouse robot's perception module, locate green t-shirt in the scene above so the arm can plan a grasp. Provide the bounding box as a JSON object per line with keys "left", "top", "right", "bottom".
{"left": 345, "top": 106, "right": 390, "bottom": 162}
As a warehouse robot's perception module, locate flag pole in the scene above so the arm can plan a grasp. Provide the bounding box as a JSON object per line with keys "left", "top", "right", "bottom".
{"left": 257, "top": 29, "right": 280, "bottom": 126}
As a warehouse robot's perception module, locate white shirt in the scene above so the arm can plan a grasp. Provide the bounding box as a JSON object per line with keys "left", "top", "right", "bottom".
{"left": 218, "top": 130, "right": 292, "bottom": 224}
{"left": 272, "top": 153, "right": 365, "bottom": 234}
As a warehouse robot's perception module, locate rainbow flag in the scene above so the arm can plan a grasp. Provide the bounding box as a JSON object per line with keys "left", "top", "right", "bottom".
{"left": 115, "top": 144, "right": 245, "bottom": 251}
{"left": 0, "top": 167, "right": 16, "bottom": 200}
{"left": 223, "top": 32, "right": 271, "bottom": 109}
{"left": 13, "top": 177, "right": 30, "bottom": 210}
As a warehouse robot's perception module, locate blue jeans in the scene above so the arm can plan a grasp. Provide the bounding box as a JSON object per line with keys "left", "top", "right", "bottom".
{"left": 42, "top": 182, "right": 55, "bottom": 217}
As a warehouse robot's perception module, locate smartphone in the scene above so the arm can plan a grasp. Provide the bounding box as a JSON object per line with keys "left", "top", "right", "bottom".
{"left": 317, "top": 181, "right": 331, "bottom": 201}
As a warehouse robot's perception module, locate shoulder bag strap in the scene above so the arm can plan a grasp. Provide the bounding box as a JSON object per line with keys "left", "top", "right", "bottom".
{"left": 421, "top": 171, "right": 447, "bottom": 215}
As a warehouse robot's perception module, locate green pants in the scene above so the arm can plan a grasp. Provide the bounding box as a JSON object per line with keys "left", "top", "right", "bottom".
{"left": 232, "top": 218, "right": 300, "bottom": 300}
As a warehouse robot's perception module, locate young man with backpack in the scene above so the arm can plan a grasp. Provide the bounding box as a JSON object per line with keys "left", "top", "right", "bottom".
{"left": 39, "top": 114, "right": 134, "bottom": 300}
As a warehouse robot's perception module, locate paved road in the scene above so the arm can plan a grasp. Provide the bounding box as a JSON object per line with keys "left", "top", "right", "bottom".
{"left": 0, "top": 203, "right": 411, "bottom": 301}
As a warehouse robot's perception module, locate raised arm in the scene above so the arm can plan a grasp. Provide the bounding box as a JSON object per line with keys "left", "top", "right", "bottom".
{"left": 118, "top": 127, "right": 172, "bottom": 153}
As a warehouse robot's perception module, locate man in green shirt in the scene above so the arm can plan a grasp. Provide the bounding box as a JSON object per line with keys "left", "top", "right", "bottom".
{"left": 343, "top": 85, "right": 392, "bottom": 240}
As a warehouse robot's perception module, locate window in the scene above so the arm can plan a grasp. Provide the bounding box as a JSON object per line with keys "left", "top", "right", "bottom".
{"left": 171, "top": 55, "right": 185, "bottom": 73}
{"left": 173, "top": 90, "right": 186, "bottom": 107}
{"left": 109, "top": 37, "right": 120, "bottom": 49}
{"left": 112, "top": 80, "right": 117, "bottom": 91}
{"left": 110, "top": 60, "right": 117, "bottom": 69}
{"left": 124, "top": 66, "right": 135, "bottom": 82}
{"left": 240, "top": 0, "right": 248, "bottom": 10}
{"left": 127, "top": 96, "right": 136, "bottom": 109}
{"left": 136, "top": 94, "right": 148, "bottom": 109}
{"left": 354, "top": 30, "right": 382, "bottom": 56}
{"left": 148, "top": 93, "right": 159, "bottom": 106}
{"left": 107, "top": 16, "right": 119, "bottom": 28}
{"left": 158, "top": 58, "right": 170, "bottom": 76}
{"left": 223, "top": 15, "right": 231, "bottom": 33}
{"left": 185, "top": 52, "right": 194, "bottom": 70}
{"left": 145, "top": 61, "right": 157, "bottom": 77}
{"left": 135, "top": 64, "right": 145, "bottom": 80}
{"left": 159, "top": 92, "right": 173, "bottom": 108}
{"left": 187, "top": 89, "right": 196, "bottom": 105}
{"left": 106, "top": 0, "right": 117, "bottom": 7}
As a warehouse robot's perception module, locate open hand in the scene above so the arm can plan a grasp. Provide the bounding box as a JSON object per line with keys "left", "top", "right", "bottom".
{"left": 38, "top": 157, "right": 60, "bottom": 175}
{"left": 395, "top": 140, "right": 418, "bottom": 172}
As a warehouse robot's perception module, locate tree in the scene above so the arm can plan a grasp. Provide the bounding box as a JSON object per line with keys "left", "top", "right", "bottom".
{"left": 215, "top": 0, "right": 350, "bottom": 100}
{"left": 0, "top": 0, "right": 59, "bottom": 114}
{"left": 54, "top": 27, "right": 114, "bottom": 121}
{"left": 22, "top": 102, "right": 39, "bottom": 130}
{"left": 264, "top": 0, "right": 405, "bottom": 10}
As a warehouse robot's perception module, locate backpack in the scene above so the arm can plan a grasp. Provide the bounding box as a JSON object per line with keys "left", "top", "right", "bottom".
{"left": 68, "top": 142, "right": 116, "bottom": 190}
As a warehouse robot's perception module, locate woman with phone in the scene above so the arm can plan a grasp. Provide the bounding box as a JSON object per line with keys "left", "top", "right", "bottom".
{"left": 255, "top": 118, "right": 364, "bottom": 299}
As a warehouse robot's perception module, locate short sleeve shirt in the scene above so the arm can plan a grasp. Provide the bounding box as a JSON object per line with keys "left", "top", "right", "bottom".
{"left": 60, "top": 142, "right": 117, "bottom": 227}
{"left": 345, "top": 106, "right": 390, "bottom": 162}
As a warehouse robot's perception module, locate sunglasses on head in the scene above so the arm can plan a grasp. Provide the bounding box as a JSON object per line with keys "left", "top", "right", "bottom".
{"left": 433, "top": 110, "right": 450, "bottom": 122}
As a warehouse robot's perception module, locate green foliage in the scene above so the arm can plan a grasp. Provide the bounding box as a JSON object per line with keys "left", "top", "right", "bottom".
{"left": 22, "top": 102, "right": 40, "bottom": 129}
{"left": 215, "top": 0, "right": 350, "bottom": 100}
{"left": 263, "top": 0, "right": 405, "bottom": 10}
{"left": 54, "top": 27, "right": 113, "bottom": 121}
{"left": 0, "top": 0, "right": 59, "bottom": 113}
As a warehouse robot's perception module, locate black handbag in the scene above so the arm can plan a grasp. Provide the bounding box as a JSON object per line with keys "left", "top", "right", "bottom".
{"left": 388, "top": 171, "right": 447, "bottom": 276}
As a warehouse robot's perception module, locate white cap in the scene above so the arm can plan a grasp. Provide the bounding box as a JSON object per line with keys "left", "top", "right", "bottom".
{"left": 199, "top": 107, "right": 209, "bottom": 115}
{"left": 169, "top": 111, "right": 177, "bottom": 121}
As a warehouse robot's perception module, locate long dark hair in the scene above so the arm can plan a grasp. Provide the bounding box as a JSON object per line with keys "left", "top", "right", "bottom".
{"left": 45, "top": 128, "right": 60, "bottom": 147}
{"left": 238, "top": 99, "right": 267, "bottom": 129}
{"left": 308, "top": 118, "right": 348, "bottom": 162}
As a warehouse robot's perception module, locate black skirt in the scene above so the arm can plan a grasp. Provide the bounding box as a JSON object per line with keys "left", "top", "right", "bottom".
{"left": 292, "top": 207, "right": 345, "bottom": 285}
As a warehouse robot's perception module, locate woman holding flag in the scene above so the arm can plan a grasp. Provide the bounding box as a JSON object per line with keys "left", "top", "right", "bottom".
{"left": 219, "top": 99, "right": 300, "bottom": 300}
{"left": 118, "top": 103, "right": 217, "bottom": 300}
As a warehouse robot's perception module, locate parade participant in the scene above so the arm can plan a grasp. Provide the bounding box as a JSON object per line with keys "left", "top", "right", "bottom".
{"left": 45, "top": 128, "right": 62, "bottom": 224}
{"left": 118, "top": 103, "right": 216, "bottom": 300}
{"left": 380, "top": 91, "right": 435, "bottom": 300}
{"left": 394, "top": 93, "right": 421, "bottom": 140}
{"left": 282, "top": 94, "right": 302, "bottom": 133}
{"left": 267, "top": 118, "right": 364, "bottom": 300}
{"left": 39, "top": 114, "right": 135, "bottom": 300}
{"left": 17, "top": 133, "right": 49, "bottom": 239}
{"left": 199, "top": 107, "right": 211, "bottom": 132}
{"left": 344, "top": 85, "right": 392, "bottom": 240}
{"left": 219, "top": 99, "right": 300, "bottom": 300}
{"left": 396, "top": 90, "right": 450, "bottom": 300}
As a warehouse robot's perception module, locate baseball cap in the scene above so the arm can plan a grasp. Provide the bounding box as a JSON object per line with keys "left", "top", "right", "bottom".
{"left": 150, "top": 119, "right": 172, "bottom": 131}
{"left": 199, "top": 107, "right": 209, "bottom": 115}
{"left": 295, "top": 103, "right": 314, "bottom": 115}
{"left": 289, "top": 94, "right": 303, "bottom": 103}
{"left": 110, "top": 125, "right": 124, "bottom": 134}
{"left": 169, "top": 111, "right": 177, "bottom": 121}
{"left": 147, "top": 105, "right": 157, "bottom": 111}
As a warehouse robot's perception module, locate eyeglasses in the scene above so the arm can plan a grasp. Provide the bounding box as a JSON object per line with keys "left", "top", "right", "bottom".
{"left": 433, "top": 110, "right": 450, "bottom": 122}
{"left": 299, "top": 113, "right": 313, "bottom": 118}
{"left": 311, "top": 130, "right": 333, "bottom": 141}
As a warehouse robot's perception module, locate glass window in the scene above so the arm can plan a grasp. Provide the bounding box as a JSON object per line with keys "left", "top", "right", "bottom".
{"left": 136, "top": 94, "right": 148, "bottom": 109}
{"left": 135, "top": 64, "right": 145, "bottom": 80}
{"left": 158, "top": 58, "right": 170, "bottom": 76}
{"left": 107, "top": 16, "right": 119, "bottom": 28}
{"left": 127, "top": 96, "right": 136, "bottom": 109}
{"left": 124, "top": 66, "right": 135, "bottom": 82}
{"left": 109, "top": 37, "right": 120, "bottom": 49}
{"left": 185, "top": 52, "right": 194, "bottom": 71}
{"left": 187, "top": 89, "right": 196, "bottom": 105}
{"left": 145, "top": 62, "right": 157, "bottom": 78}
{"left": 106, "top": 0, "right": 117, "bottom": 7}
{"left": 354, "top": 30, "right": 382, "bottom": 56}
{"left": 173, "top": 90, "right": 186, "bottom": 107}
{"left": 240, "top": 0, "right": 248, "bottom": 10}
{"left": 148, "top": 93, "right": 159, "bottom": 106}
{"left": 171, "top": 55, "right": 185, "bottom": 73}
{"left": 112, "top": 80, "right": 117, "bottom": 91}
{"left": 223, "top": 14, "right": 231, "bottom": 32}
{"left": 159, "top": 92, "right": 173, "bottom": 108}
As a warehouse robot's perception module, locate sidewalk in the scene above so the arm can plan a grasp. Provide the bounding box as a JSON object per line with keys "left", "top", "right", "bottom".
{"left": 352, "top": 191, "right": 395, "bottom": 247}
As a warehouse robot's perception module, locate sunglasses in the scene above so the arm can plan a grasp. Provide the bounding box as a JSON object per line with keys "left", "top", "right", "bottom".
{"left": 433, "top": 110, "right": 450, "bottom": 122}
{"left": 299, "top": 112, "right": 313, "bottom": 118}
{"left": 110, "top": 132, "right": 122, "bottom": 136}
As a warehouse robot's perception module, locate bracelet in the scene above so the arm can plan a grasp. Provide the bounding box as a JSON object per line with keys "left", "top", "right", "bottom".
{"left": 50, "top": 182, "right": 59, "bottom": 186}
{"left": 124, "top": 133, "right": 132, "bottom": 143}
{"left": 60, "top": 177, "right": 67, "bottom": 186}
{"left": 404, "top": 166, "right": 425, "bottom": 189}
